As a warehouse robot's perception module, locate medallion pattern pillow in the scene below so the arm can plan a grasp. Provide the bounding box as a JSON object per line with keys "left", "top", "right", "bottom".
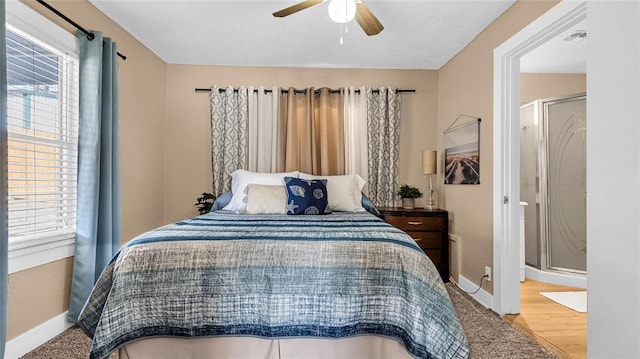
{"left": 284, "top": 177, "right": 329, "bottom": 215}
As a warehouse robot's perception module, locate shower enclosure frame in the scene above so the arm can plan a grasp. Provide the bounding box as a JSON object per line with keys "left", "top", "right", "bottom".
{"left": 525, "top": 93, "right": 587, "bottom": 277}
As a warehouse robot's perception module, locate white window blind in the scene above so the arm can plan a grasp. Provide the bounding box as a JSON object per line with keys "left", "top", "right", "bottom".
{"left": 6, "top": 25, "right": 80, "bottom": 245}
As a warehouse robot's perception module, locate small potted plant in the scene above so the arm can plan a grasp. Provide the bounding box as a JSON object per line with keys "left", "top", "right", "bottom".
{"left": 194, "top": 192, "right": 215, "bottom": 215}
{"left": 397, "top": 184, "right": 423, "bottom": 210}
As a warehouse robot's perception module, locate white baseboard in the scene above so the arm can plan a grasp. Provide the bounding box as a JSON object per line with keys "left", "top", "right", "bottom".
{"left": 5, "top": 311, "right": 73, "bottom": 359}
{"left": 525, "top": 265, "right": 587, "bottom": 289}
{"left": 456, "top": 274, "right": 494, "bottom": 309}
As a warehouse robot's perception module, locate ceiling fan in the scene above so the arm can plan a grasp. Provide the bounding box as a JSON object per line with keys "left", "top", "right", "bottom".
{"left": 273, "top": 0, "right": 384, "bottom": 36}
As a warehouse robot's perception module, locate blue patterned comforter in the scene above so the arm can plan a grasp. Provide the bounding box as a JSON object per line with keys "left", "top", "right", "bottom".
{"left": 78, "top": 212, "right": 470, "bottom": 359}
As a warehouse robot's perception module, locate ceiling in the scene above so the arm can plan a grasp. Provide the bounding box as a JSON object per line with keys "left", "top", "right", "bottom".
{"left": 520, "top": 19, "right": 587, "bottom": 74}
{"left": 88, "top": 0, "right": 517, "bottom": 69}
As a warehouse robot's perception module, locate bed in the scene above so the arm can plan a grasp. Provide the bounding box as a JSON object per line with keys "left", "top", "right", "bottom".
{"left": 77, "top": 171, "right": 470, "bottom": 359}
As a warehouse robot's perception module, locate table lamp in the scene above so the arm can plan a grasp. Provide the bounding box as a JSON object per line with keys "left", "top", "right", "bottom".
{"left": 423, "top": 150, "right": 437, "bottom": 209}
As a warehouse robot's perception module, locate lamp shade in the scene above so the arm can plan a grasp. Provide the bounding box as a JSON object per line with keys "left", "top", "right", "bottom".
{"left": 422, "top": 150, "right": 437, "bottom": 175}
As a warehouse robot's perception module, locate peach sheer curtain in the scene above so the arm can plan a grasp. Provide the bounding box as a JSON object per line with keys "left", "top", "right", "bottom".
{"left": 276, "top": 87, "right": 345, "bottom": 176}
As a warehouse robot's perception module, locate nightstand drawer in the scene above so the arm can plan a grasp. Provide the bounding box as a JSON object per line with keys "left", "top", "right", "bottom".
{"left": 384, "top": 215, "right": 445, "bottom": 232}
{"left": 406, "top": 231, "right": 442, "bottom": 249}
{"left": 423, "top": 249, "right": 442, "bottom": 266}
{"left": 378, "top": 207, "right": 449, "bottom": 282}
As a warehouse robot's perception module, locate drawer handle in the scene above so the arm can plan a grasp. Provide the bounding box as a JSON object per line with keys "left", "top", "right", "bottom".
{"left": 407, "top": 221, "right": 423, "bottom": 226}
{"left": 412, "top": 237, "right": 423, "bottom": 242}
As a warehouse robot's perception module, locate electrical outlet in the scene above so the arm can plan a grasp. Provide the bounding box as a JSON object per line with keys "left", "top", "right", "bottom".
{"left": 485, "top": 266, "right": 492, "bottom": 282}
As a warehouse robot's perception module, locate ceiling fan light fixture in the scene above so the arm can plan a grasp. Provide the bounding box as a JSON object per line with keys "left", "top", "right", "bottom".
{"left": 328, "top": 0, "right": 356, "bottom": 24}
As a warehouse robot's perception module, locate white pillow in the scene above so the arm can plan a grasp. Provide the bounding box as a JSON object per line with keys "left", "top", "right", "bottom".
{"left": 223, "top": 169, "right": 299, "bottom": 213}
{"left": 246, "top": 184, "right": 287, "bottom": 214}
{"left": 299, "top": 173, "right": 366, "bottom": 212}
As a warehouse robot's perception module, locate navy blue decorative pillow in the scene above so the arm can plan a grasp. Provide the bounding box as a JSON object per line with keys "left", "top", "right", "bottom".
{"left": 284, "top": 177, "right": 330, "bottom": 215}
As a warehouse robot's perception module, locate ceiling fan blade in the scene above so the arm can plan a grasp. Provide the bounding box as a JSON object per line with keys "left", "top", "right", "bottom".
{"left": 273, "top": 0, "right": 324, "bottom": 17}
{"left": 355, "top": 2, "right": 384, "bottom": 36}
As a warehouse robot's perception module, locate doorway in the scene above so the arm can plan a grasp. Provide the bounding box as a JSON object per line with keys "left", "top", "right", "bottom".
{"left": 492, "top": 1, "right": 587, "bottom": 315}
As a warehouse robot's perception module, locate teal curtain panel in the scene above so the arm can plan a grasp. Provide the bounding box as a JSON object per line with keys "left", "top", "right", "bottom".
{"left": 67, "top": 31, "right": 121, "bottom": 322}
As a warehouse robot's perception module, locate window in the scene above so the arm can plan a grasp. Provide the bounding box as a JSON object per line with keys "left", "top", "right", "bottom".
{"left": 6, "top": 1, "right": 80, "bottom": 273}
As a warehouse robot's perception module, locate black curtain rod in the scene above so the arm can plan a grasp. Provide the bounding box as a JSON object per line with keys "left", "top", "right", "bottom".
{"left": 36, "top": 0, "right": 127, "bottom": 60}
{"left": 195, "top": 88, "right": 416, "bottom": 94}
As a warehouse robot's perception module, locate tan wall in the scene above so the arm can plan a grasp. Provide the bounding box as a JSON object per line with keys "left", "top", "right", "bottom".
{"left": 437, "top": 0, "right": 559, "bottom": 293}
{"left": 7, "top": 0, "right": 167, "bottom": 340}
{"left": 7, "top": 258, "right": 73, "bottom": 339}
{"left": 521, "top": 73, "right": 586, "bottom": 104}
{"left": 164, "top": 65, "right": 438, "bottom": 223}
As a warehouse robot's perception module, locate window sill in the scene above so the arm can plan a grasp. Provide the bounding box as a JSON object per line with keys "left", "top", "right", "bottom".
{"left": 8, "top": 233, "right": 75, "bottom": 274}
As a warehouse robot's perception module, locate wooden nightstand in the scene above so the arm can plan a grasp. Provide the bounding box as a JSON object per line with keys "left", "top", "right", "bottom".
{"left": 378, "top": 207, "right": 449, "bottom": 282}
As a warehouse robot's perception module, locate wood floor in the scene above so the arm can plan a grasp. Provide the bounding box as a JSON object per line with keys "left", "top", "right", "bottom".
{"left": 503, "top": 279, "right": 587, "bottom": 359}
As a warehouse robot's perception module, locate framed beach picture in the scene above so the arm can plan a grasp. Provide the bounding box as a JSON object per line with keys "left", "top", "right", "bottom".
{"left": 444, "top": 119, "right": 480, "bottom": 184}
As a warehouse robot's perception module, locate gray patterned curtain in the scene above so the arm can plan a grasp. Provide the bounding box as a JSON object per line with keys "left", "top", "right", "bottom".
{"left": 210, "top": 86, "right": 248, "bottom": 197}
{"left": 366, "top": 87, "right": 401, "bottom": 207}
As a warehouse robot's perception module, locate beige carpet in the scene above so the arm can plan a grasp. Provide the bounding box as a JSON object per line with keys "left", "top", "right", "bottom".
{"left": 446, "top": 284, "right": 558, "bottom": 358}
{"left": 21, "top": 284, "right": 557, "bottom": 359}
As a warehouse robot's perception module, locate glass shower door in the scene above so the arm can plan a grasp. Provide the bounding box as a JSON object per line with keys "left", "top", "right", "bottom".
{"left": 520, "top": 102, "right": 540, "bottom": 268}
{"left": 543, "top": 95, "right": 587, "bottom": 273}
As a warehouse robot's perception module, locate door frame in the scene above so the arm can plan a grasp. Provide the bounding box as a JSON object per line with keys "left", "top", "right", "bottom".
{"left": 492, "top": 0, "right": 587, "bottom": 315}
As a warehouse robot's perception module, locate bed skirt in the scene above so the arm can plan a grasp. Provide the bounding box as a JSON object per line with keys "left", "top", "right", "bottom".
{"left": 119, "top": 335, "right": 413, "bottom": 359}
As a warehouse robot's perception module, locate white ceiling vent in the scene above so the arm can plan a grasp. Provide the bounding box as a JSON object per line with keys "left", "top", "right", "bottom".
{"left": 564, "top": 30, "right": 587, "bottom": 42}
